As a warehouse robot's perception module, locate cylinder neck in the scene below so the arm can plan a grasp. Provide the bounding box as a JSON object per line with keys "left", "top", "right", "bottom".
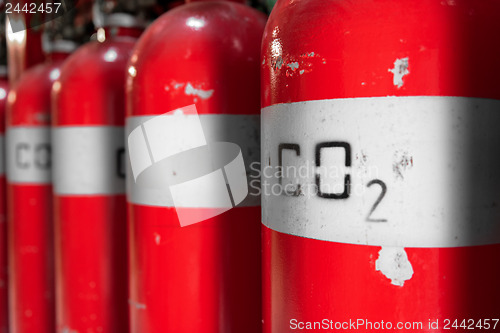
{"left": 100, "top": 13, "right": 144, "bottom": 40}
{"left": 45, "top": 40, "right": 76, "bottom": 61}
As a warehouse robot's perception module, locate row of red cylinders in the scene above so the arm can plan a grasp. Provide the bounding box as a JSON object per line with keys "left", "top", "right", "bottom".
{"left": 3, "top": 0, "right": 500, "bottom": 333}
{"left": 2, "top": 1, "right": 265, "bottom": 332}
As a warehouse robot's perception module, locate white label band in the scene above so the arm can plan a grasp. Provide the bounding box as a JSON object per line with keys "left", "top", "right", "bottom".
{"left": 128, "top": 104, "right": 207, "bottom": 181}
{"left": 126, "top": 114, "right": 260, "bottom": 208}
{"left": 53, "top": 126, "right": 125, "bottom": 195}
{"left": 262, "top": 96, "right": 500, "bottom": 248}
{"left": 6, "top": 127, "right": 51, "bottom": 184}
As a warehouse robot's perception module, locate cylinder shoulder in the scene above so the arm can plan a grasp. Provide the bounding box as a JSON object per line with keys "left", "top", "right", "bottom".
{"left": 7, "top": 61, "right": 63, "bottom": 126}
{"left": 261, "top": 0, "right": 500, "bottom": 105}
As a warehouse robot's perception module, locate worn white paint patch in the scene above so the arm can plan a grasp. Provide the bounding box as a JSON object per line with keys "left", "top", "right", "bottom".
{"left": 287, "top": 62, "right": 299, "bottom": 70}
{"left": 154, "top": 233, "right": 161, "bottom": 245}
{"left": 388, "top": 57, "right": 409, "bottom": 88}
{"left": 392, "top": 150, "right": 414, "bottom": 180}
{"left": 274, "top": 57, "right": 284, "bottom": 69}
{"left": 129, "top": 299, "right": 147, "bottom": 310}
{"left": 375, "top": 247, "right": 414, "bottom": 286}
{"left": 184, "top": 83, "right": 214, "bottom": 100}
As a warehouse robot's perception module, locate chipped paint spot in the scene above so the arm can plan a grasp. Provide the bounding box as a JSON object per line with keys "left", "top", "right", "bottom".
{"left": 272, "top": 56, "right": 284, "bottom": 70}
{"left": 154, "top": 233, "right": 161, "bottom": 245}
{"left": 287, "top": 62, "right": 299, "bottom": 71}
{"left": 308, "top": 52, "right": 315, "bottom": 57}
{"left": 388, "top": 57, "right": 409, "bottom": 88}
{"left": 184, "top": 83, "right": 214, "bottom": 100}
{"left": 262, "top": 58, "right": 265, "bottom": 65}
{"left": 173, "top": 82, "right": 184, "bottom": 90}
{"left": 129, "top": 299, "right": 147, "bottom": 310}
{"left": 359, "top": 151, "right": 368, "bottom": 164}
{"left": 375, "top": 247, "right": 414, "bottom": 286}
{"left": 393, "top": 150, "right": 413, "bottom": 180}
{"left": 271, "top": 39, "right": 282, "bottom": 58}
{"left": 299, "top": 70, "right": 305, "bottom": 75}
{"left": 361, "top": 82, "right": 366, "bottom": 86}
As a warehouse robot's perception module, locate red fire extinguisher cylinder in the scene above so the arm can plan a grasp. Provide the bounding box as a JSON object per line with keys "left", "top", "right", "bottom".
{"left": 126, "top": 2, "right": 266, "bottom": 332}
{"left": 6, "top": 42, "right": 74, "bottom": 333}
{"left": 52, "top": 14, "right": 142, "bottom": 333}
